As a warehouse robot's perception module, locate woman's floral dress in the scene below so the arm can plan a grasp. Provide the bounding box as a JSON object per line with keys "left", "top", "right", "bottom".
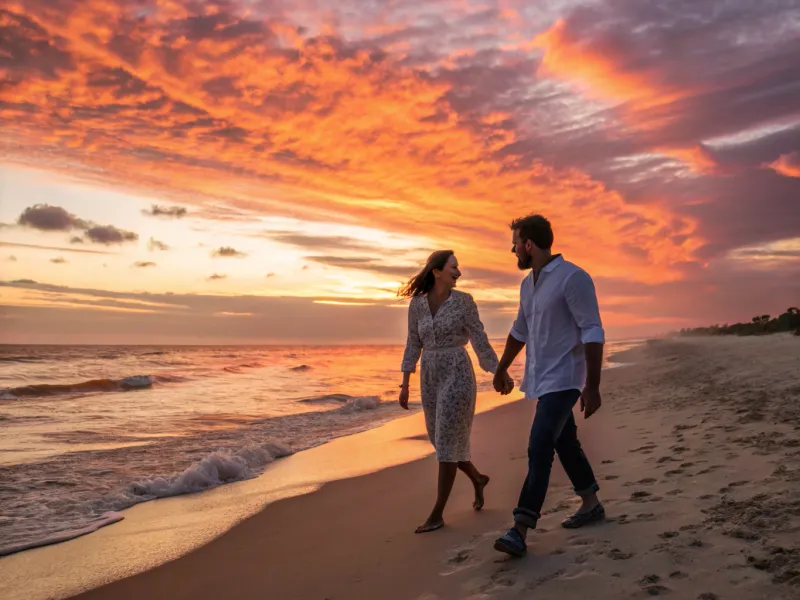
{"left": 401, "top": 290, "right": 499, "bottom": 462}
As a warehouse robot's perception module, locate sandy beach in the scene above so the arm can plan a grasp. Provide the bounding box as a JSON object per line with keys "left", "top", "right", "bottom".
{"left": 2, "top": 334, "right": 799, "bottom": 600}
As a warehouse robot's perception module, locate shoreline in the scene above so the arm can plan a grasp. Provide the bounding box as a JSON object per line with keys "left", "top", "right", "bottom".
{"left": 0, "top": 341, "right": 636, "bottom": 561}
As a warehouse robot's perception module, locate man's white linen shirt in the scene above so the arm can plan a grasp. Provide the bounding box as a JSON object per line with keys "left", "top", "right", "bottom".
{"left": 509, "top": 255, "right": 605, "bottom": 399}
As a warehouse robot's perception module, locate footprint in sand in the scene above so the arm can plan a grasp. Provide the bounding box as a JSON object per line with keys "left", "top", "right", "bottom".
{"left": 669, "top": 570, "right": 688, "bottom": 579}
{"left": 640, "top": 579, "right": 671, "bottom": 596}
{"left": 569, "top": 536, "right": 598, "bottom": 547}
{"left": 697, "top": 594, "right": 719, "bottom": 600}
{"left": 632, "top": 444, "right": 658, "bottom": 454}
{"left": 479, "top": 565, "right": 518, "bottom": 592}
{"left": 637, "top": 477, "right": 658, "bottom": 485}
{"left": 666, "top": 488, "right": 683, "bottom": 496}
{"left": 658, "top": 531, "right": 679, "bottom": 539}
{"left": 665, "top": 469, "right": 685, "bottom": 477}
{"left": 657, "top": 456, "right": 679, "bottom": 464}
{"left": 670, "top": 445, "right": 689, "bottom": 453}
{"left": 630, "top": 491, "right": 664, "bottom": 503}
{"left": 608, "top": 548, "right": 635, "bottom": 560}
{"left": 448, "top": 549, "right": 472, "bottom": 564}
{"left": 602, "top": 459, "right": 614, "bottom": 464}
{"left": 605, "top": 475, "right": 619, "bottom": 480}
{"left": 705, "top": 464, "right": 723, "bottom": 472}
{"left": 528, "top": 569, "right": 565, "bottom": 588}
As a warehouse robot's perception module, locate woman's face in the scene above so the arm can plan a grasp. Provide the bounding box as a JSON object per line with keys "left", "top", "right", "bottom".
{"left": 434, "top": 255, "right": 461, "bottom": 289}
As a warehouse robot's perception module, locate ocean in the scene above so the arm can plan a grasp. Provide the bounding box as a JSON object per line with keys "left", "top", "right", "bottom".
{"left": 0, "top": 341, "right": 636, "bottom": 556}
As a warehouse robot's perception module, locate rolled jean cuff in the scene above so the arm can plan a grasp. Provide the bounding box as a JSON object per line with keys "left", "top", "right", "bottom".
{"left": 512, "top": 507, "right": 539, "bottom": 529}
{"left": 574, "top": 482, "right": 600, "bottom": 496}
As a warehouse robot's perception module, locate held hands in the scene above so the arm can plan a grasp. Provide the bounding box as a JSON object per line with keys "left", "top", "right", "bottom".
{"left": 398, "top": 386, "right": 410, "bottom": 410}
{"left": 492, "top": 369, "right": 515, "bottom": 395}
{"left": 580, "top": 385, "right": 602, "bottom": 419}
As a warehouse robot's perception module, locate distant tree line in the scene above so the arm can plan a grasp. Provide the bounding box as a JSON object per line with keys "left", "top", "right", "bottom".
{"left": 678, "top": 307, "right": 800, "bottom": 337}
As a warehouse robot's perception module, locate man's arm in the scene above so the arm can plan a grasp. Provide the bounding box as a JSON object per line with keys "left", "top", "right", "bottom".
{"left": 564, "top": 270, "right": 605, "bottom": 418}
{"left": 498, "top": 334, "right": 525, "bottom": 373}
{"left": 501, "top": 288, "right": 529, "bottom": 372}
{"left": 584, "top": 342, "right": 604, "bottom": 390}
{"left": 494, "top": 290, "right": 528, "bottom": 393}
{"left": 493, "top": 335, "right": 524, "bottom": 394}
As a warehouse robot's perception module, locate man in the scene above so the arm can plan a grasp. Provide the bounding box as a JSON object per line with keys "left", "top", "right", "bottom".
{"left": 492, "top": 214, "right": 605, "bottom": 557}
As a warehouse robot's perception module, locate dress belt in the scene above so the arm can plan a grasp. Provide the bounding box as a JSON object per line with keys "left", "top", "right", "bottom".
{"left": 423, "top": 345, "right": 467, "bottom": 354}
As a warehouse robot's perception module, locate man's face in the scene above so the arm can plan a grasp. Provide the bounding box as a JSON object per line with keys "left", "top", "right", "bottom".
{"left": 511, "top": 230, "right": 533, "bottom": 270}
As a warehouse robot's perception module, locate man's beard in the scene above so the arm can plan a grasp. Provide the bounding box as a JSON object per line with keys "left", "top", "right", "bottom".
{"left": 517, "top": 252, "right": 533, "bottom": 270}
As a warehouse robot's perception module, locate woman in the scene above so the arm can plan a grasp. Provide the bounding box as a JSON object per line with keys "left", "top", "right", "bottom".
{"left": 399, "top": 250, "right": 512, "bottom": 533}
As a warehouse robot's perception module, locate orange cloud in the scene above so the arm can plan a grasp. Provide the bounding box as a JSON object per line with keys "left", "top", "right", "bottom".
{"left": 658, "top": 145, "right": 719, "bottom": 175}
{"left": 530, "top": 19, "right": 690, "bottom": 111}
{"left": 767, "top": 151, "right": 800, "bottom": 178}
{"left": 1, "top": 0, "right": 706, "bottom": 294}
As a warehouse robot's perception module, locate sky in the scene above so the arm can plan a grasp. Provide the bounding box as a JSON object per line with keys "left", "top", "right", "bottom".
{"left": 1, "top": 0, "right": 799, "bottom": 344}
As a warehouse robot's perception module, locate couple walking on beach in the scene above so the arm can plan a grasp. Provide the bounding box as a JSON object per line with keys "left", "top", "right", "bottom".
{"left": 399, "top": 214, "right": 605, "bottom": 557}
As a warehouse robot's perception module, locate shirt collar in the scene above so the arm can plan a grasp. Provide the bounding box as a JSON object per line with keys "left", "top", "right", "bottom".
{"left": 541, "top": 254, "right": 564, "bottom": 274}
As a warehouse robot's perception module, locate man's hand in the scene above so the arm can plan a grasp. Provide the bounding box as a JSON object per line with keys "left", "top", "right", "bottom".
{"left": 493, "top": 369, "right": 514, "bottom": 395}
{"left": 493, "top": 369, "right": 506, "bottom": 394}
{"left": 580, "top": 385, "right": 602, "bottom": 419}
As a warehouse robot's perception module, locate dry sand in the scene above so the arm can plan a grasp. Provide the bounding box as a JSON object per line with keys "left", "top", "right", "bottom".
{"left": 6, "top": 335, "right": 800, "bottom": 599}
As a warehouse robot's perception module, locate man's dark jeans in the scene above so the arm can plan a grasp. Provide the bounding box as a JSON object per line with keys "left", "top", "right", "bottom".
{"left": 512, "top": 388, "right": 600, "bottom": 528}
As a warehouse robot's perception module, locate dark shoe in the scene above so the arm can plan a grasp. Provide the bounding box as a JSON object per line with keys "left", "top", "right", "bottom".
{"left": 493, "top": 527, "right": 527, "bottom": 557}
{"left": 561, "top": 503, "right": 605, "bottom": 529}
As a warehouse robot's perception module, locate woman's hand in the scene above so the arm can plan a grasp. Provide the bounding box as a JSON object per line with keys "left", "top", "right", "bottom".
{"left": 398, "top": 386, "right": 410, "bottom": 410}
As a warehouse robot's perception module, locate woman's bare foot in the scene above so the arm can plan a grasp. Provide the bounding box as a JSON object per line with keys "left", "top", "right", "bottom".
{"left": 473, "top": 474, "right": 490, "bottom": 510}
{"left": 415, "top": 515, "right": 445, "bottom": 533}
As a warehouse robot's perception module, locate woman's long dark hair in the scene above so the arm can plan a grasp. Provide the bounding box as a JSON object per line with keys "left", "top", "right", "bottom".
{"left": 398, "top": 250, "right": 454, "bottom": 298}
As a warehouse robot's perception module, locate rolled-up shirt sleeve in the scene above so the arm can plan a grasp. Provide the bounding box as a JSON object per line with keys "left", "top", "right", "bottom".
{"left": 509, "top": 282, "right": 529, "bottom": 343}
{"left": 564, "top": 270, "right": 605, "bottom": 344}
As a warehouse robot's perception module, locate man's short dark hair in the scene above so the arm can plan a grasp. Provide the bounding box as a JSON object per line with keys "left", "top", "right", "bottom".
{"left": 510, "top": 214, "right": 553, "bottom": 249}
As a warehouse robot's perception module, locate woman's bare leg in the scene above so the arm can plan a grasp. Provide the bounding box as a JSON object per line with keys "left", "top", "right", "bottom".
{"left": 458, "top": 461, "right": 490, "bottom": 510}
{"left": 416, "top": 462, "right": 458, "bottom": 533}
